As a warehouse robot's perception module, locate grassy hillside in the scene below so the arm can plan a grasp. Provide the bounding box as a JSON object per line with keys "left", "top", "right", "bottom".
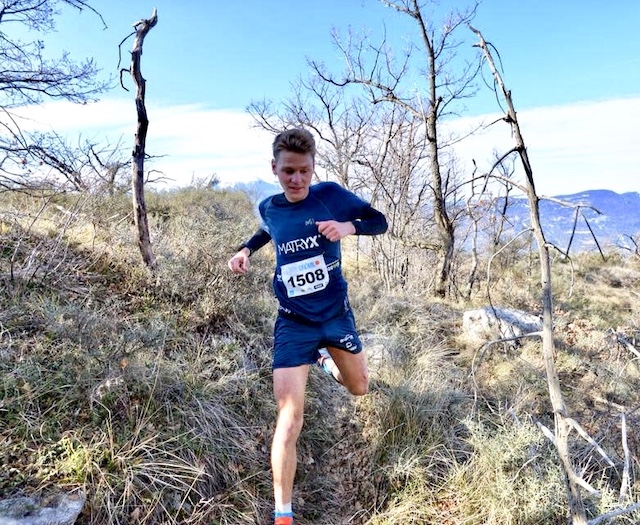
{"left": 1, "top": 188, "right": 639, "bottom": 524}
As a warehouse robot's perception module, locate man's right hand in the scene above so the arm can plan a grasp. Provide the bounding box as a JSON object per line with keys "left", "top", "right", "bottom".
{"left": 228, "top": 247, "right": 251, "bottom": 274}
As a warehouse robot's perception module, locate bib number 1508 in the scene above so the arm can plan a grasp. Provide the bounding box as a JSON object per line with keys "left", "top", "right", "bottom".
{"left": 280, "top": 255, "right": 329, "bottom": 297}
{"left": 287, "top": 268, "right": 326, "bottom": 288}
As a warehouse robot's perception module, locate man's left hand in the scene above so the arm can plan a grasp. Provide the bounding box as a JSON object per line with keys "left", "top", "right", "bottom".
{"left": 316, "top": 220, "right": 356, "bottom": 242}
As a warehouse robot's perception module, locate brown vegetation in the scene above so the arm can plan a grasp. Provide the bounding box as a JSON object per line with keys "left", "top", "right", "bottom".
{"left": 1, "top": 188, "right": 639, "bottom": 524}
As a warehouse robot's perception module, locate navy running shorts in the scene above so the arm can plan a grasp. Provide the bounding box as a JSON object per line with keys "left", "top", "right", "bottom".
{"left": 272, "top": 309, "right": 363, "bottom": 369}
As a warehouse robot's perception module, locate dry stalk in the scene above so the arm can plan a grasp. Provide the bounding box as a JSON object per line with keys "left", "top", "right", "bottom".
{"left": 619, "top": 413, "right": 631, "bottom": 503}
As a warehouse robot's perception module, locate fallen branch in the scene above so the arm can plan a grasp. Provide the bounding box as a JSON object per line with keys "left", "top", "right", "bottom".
{"left": 619, "top": 413, "right": 631, "bottom": 502}
{"left": 565, "top": 417, "right": 615, "bottom": 468}
{"left": 536, "top": 421, "right": 598, "bottom": 495}
{"left": 536, "top": 420, "right": 556, "bottom": 445}
{"left": 588, "top": 502, "right": 640, "bottom": 525}
{"left": 615, "top": 331, "right": 640, "bottom": 360}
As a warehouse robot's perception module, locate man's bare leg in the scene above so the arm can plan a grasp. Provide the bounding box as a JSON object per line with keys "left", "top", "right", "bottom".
{"left": 324, "top": 346, "right": 369, "bottom": 396}
{"left": 271, "top": 365, "right": 310, "bottom": 511}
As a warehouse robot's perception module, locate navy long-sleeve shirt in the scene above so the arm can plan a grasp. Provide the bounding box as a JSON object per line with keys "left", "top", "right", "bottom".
{"left": 242, "top": 182, "right": 387, "bottom": 323}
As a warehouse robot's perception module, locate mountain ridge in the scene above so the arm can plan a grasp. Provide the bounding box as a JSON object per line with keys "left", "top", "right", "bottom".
{"left": 502, "top": 189, "right": 640, "bottom": 253}
{"left": 229, "top": 181, "right": 639, "bottom": 253}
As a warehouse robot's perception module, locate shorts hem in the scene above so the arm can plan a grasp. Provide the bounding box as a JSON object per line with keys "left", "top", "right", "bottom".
{"left": 272, "top": 359, "right": 317, "bottom": 370}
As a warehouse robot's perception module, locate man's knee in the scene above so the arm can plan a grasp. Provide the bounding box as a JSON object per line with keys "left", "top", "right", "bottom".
{"left": 345, "top": 374, "right": 369, "bottom": 396}
{"left": 275, "top": 409, "right": 304, "bottom": 443}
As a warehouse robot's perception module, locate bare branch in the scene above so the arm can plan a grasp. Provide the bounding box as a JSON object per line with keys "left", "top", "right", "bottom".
{"left": 619, "top": 413, "right": 631, "bottom": 503}
{"left": 588, "top": 502, "right": 640, "bottom": 525}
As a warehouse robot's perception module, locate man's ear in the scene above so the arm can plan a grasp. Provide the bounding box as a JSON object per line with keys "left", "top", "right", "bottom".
{"left": 271, "top": 158, "right": 277, "bottom": 175}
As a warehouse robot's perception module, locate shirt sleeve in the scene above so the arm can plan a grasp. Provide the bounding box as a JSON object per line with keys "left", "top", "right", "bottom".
{"left": 239, "top": 228, "right": 272, "bottom": 255}
{"left": 325, "top": 182, "right": 388, "bottom": 236}
{"left": 352, "top": 205, "right": 388, "bottom": 236}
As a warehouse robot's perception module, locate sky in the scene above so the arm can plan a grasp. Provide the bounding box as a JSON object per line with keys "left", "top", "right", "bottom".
{"left": 11, "top": 0, "right": 640, "bottom": 196}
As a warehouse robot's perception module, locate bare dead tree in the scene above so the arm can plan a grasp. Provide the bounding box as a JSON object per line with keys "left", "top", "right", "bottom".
{"left": 121, "top": 9, "right": 157, "bottom": 270}
{"left": 0, "top": 0, "right": 110, "bottom": 191}
{"left": 249, "top": 1, "right": 484, "bottom": 294}
{"left": 564, "top": 204, "right": 605, "bottom": 260}
{"left": 0, "top": 0, "right": 107, "bottom": 108}
{"left": 310, "top": 0, "right": 481, "bottom": 297}
{"left": 464, "top": 161, "right": 484, "bottom": 299}
{"left": 463, "top": 153, "right": 518, "bottom": 299}
{"left": 249, "top": 75, "right": 378, "bottom": 192}
{"left": 6, "top": 131, "right": 129, "bottom": 193}
{"left": 470, "top": 24, "right": 588, "bottom": 525}
{"left": 489, "top": 156, "right": 516, "bottom": 249}
{"left": 249, "top": 77, "right": 439, "bottom": 290}
{"left": 87, "top": 138, "right": 130, "bottom": 194}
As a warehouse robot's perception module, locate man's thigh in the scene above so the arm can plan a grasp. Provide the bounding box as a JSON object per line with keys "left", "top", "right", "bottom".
{"left": 327, "top": 345, "right": 368, "bottom": 389}
{"left": 273, "top": 315, "right": 322, "bottom": 369}
{"left": 273, "top": 365, "right": 310, "bottom": 409}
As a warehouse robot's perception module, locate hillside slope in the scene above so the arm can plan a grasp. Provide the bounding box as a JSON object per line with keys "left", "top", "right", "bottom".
{"left": 1, "top": 188, "right": 640, "bottom": 524}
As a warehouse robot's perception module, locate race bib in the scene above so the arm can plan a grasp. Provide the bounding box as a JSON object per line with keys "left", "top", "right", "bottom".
{"left": 280, "top": 254, "right": 329, "bottom": 297}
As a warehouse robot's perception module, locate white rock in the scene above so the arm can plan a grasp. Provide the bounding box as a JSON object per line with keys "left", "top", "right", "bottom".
{"left": 462, "top": 307, "right": 542, "bottom": 345}
{"left": 0, "top": 489, "right": 85, "bottom": 525}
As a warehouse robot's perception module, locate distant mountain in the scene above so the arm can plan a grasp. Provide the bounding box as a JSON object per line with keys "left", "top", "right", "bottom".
{"left": 500, "top": 190, "right": 640, "bottom": 253}
{"left": 229, "top": 181, "right": 639, "bottom": 253}
{"left": 230, "top": 180, "right": 281, "bottom": 203}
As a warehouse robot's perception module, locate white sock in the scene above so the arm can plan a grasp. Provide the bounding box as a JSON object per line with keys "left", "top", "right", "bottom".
{"left": 275, "top": 502, "right": 292, "bottom": 516}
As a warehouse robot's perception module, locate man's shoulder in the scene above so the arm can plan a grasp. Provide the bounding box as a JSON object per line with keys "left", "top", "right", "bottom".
{"left": 258, "top": 193, "right": 281, "bottom": 209}
{"left": 257, "top": 196, "right": 269, "bottom": 213}
{"left": 311, "top": 181, "right": 365, "bottom": 209}
{"left": 311, "top": 181, "right": 347, "bottom": 196}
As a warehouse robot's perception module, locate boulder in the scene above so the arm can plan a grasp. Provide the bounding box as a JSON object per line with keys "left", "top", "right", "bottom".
{"left": 361, "top": 333, "right": 394, "bottom": 371}
{"left": 462, "top": 307, "right": 542, "bottom": 346}
{"left": 0, "top": 489, "right": 85, "bottom": 525}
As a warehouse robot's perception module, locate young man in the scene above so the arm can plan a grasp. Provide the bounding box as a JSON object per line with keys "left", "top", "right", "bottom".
{"left": 228, "top": 128, "right": 387, "bottom": 525}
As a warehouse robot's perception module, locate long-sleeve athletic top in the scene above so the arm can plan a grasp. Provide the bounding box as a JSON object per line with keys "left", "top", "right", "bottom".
{"left": 241, "top": 182, "right": 387, "bottom": 323}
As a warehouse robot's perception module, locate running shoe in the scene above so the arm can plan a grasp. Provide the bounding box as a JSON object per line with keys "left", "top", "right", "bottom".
{"left": 317, "top": 348, "right": 340, "bottom": 383}
{"left": 317, "top": 348, "right": 333, "bottom": 375}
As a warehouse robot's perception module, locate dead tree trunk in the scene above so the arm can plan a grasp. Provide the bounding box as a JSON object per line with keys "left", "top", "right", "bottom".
{"left": 470, "top": 25, "right": 588, "bottom": 525}
{"left": 129, "top": 9, "right": 157, "bottom": 270}
{"left": 413, "top": 2, "right": 455, "bottom": 298}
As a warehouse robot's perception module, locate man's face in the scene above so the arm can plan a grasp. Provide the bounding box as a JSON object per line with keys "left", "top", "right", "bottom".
{"left": 272, "top": 151, "right": 314, "bottom": 203}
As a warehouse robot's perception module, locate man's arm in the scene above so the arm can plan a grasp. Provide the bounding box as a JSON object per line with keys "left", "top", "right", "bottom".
{"left": 351, "top": 206, "right": 388, "bottom": 236}
{"left": 316, "top": 206, "right": 388, "bottom": 242}
{"left": 228, "top": 228, "right": 272, "bottom": 274}
{"left": 237, "top": 228, "right": 272, "bottom": 255}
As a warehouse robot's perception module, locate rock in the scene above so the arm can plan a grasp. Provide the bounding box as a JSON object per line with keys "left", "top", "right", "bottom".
{"left": 462, "top": 307, "right": 542, "bottom": 346}
{"left": 0, "top": 489, "right": 85, "bottom": 525}
{"left": 361, "top": 333, "right": 393, "bottom": 371}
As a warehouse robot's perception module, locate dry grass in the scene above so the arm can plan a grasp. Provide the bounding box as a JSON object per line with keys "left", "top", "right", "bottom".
{"left": 2, "top": 188, "right": 640, "bottom": 524}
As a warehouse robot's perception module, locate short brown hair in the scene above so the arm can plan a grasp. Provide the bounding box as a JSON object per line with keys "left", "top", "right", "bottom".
{"left": 272, "top": 128, "right": 316, "bottom": 160}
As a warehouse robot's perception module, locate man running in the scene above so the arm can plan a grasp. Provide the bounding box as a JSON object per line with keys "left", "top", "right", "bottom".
{"left": 228, "top": 128, "right": 388, "bottom": 525}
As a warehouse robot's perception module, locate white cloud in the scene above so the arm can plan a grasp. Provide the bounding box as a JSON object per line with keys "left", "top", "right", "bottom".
{"left": 15, "top": 98, "right": 132, "bottom": 135}
{"left": 448, "top": 97, "right": 640, "bottom": 196}
{"left": 11, "top": 98, "right": 275, "bottom": 188}
{"left": 8, "top": 96, "right": 640, "bottom": 195}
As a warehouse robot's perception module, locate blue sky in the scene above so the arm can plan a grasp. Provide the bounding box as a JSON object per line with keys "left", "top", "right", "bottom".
{"left": 15, "top": 0, "right": 640, "bottom": 195}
